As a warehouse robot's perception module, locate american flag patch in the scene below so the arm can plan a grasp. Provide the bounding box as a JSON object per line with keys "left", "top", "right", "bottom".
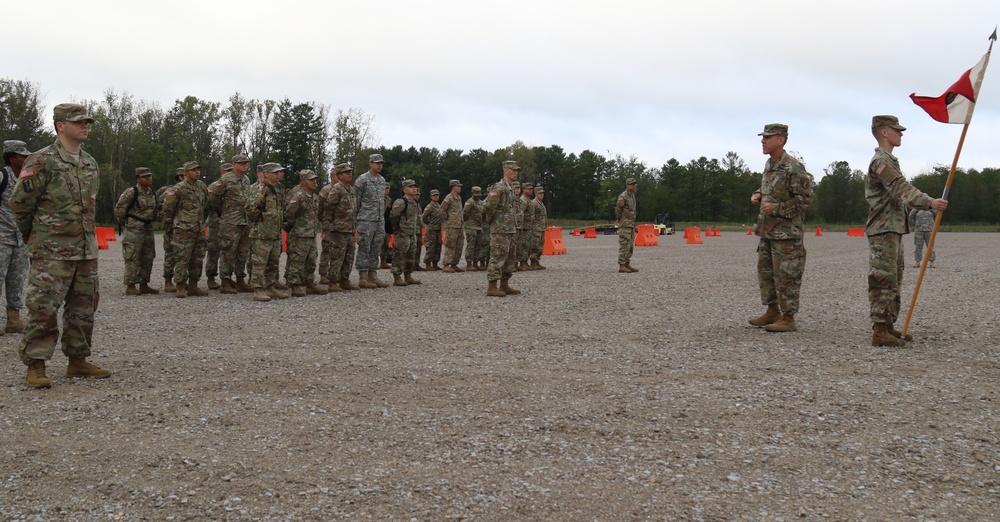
{"left": 876, "top": 164, "right": 885, "bottom": 175}
{"left": 20, "top": 167, "right": 34, "bottom": 178}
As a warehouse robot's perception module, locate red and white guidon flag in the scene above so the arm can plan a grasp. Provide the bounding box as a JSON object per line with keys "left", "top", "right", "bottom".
{"left": 910, "top": 53, "right": 989, "bottom": 124}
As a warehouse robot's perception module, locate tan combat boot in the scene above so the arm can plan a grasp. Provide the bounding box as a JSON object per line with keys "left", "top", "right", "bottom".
{"left": 139, "top": 283, "right": 159, "bottom": 295}
{"left": 125, "top": 284, "right": 140, "bottom": 296}
{"left": 413, "top": 263, "right": 425, "bottom": 272}
{"left": 500, "top": 278, "right": 521, "bottom": 295}
{"left": 164, "top": 277, "right": 176, "bottom": 293}
{"left": 619, "top": 264, "right": 631, "bottom": 273}
{"left": 187, "top": 279, "right": 208, "bottom": 297}
{"left": 327, "top": 281, "right": 343, "bottom": 293}
{"left": 393, "top": 273, "right": 408, "bottom": 286}
{"left": 625, "top": 262, "right": 638, "bottom": 273}
{"left": 235, "top": 277, "right": 254, "bottom": 293}
{"left": 465, "top": 262, "right": 474, "bottom": 271}
{"left": 274, "top": 280, "right": 290, "bottom": 291}
{"left": 370, "top": 272, "right": 390, "bottom": 288}
{"left": 424, "top": 262, "right": 434, "bottom": 271}
{"left": 514, "top": 262, "right": 523, "bottom": 272}
{"left": 404, "top": 273, "right": 421, "bottom": 285}
{"left": 66, "top": 358, "right": 112, "bottom": 379}
{"left": 748, "top": 304, "right": 781, "bottom": 327}
{"left": 206, "top": 276, "right": 220, "bottom": 290}
{"left": 764, "top": 314, "right": 797, "bottom": 332}
{"left": 253, "top": 288, "right": 272, "bottom": 302}
{"left": 340, "top": 277, "right": 360, "bottom": 291}
{"left": 453, "top": 263, "right": 465, "bottom": 273}
{"left": 872, "top": 323, "right": 902, "bottom": 347}
{"left": 174, "top": 282, "right": 187, "bottom": 298}
{"left": 26, "top": 360, "right": 51, "bottom": 388}
{"left": 6, "top": 309, "right": 25, "bottom": 333}
{"left": 487, "top": 280, "right": 506, "bottom": 297}
{"left": 534, "top": 260, "right": 546, "bottom": 270}
{"left": 266, "top": 285, "right": 290, "bottom": 299}
{"left": 442, "top": 264, "right": 456, "bottom": 273}
{"left": 290, "top": 285, "right": 307, "bottom": 297}
{"left": 889, "top": 326, "right": 913, "bottom": 341}
{"left": 305, "top": 283, "right": 328, "bottom": 295}
{"left": 358, "top": 272, "right": 376, "bottom": 289}
{"left": 219, "top": 278, "right": 237, "bottom": 294}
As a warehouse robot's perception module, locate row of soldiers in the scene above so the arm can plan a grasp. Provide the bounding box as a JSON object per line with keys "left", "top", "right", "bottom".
{"left": 114, "top": 154, "right": 549, "bottom": 300}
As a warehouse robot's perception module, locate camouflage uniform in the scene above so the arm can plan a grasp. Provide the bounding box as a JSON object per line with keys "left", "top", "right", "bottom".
{"left": 753, "top": 151, "right": 814, "bottom": 315}
{"left": 0, "top": 160, "right": 29, "bottom": 317}
{"left": 909, "top": 208, "right": 937, "bottom": 264}
{"left": 155, "top": 170, "right": 183, "bottom": 283}
{"left": 530, "top": 190, "right": 547, "bottom": 263}
{"left": 380, "top": 191, "right": 392, "bottom": 266}
{"left": 205, "top": 205, "right": 220, "bottom": 282}
{"left": 9, "top": 136, "right": 100, "bottom": 365}
{"left": 389, "top": 188, "right": 420, "bottom": 277}
{"left": 476, "top": 197, "right": 490, "bottom": 265}
{"left": 161, "top": 170, "right": 209, "bottom": 286}
{"left": 208, "top": 166, "right": 252, "bottom": 283}
{"left": 113, "top": 181, "right": 158, "bottom": 286}
{"left": 411, "top": 193, "right": 424, "bottom": 270}
{"left": 463, "top": 191, "right": 484, "bottom": 267}
{"left": 422, "top": 194, "right": 443, "bottom": 266}
{"left": 440, "top": 182, "right": 465, "bottom": 268}
{"left": 247, "top": 175, "right": 284, "bottom": 290}
{"left": 866, "top": 147, "right": 934, "bottom": 325}
{"left": 484, "top": 176, "right": 519, "bottom": 282}
{"left": 615, "top": 185, "right": 637, "bottom": 265}
{"left": 354, "top": 167, "right": 387, "bottom": 274}
{"left": 317, "top": 182, "right": 335, "bottom": 284}
{"left": 517, "top": 185, "right": 535, "bottom": 265}
{"left": 283, "top": 179, "right": 320, "bottom": 287}
{"left": 323, "top": 175, "right": 358, "bottom": 285}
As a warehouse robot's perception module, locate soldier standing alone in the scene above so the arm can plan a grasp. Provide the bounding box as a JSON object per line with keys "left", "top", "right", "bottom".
{"left": 615, "top": 178, "right": 638, "bottom": 273}
{"left": 114, "top": 167, "right": 159, "bottom": 295}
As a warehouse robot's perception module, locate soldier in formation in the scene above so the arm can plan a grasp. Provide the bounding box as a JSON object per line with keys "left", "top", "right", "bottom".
{"left": 355, "top": 154, "right": 390, "bottom": 289}
{"left": 1, "top": 140, "right": 31, "bottom": 334}
{"left": 157, "top": 168, "right": 185, "bottom": 292}
{"left": 516, "top": 182, "right": 534, "bottom": 270}
{"left": 463, "top": 186, "right": 485, "bottom": 271}
{"left": 380, "top": 185, "right": 393, "bottom": 270}
{"left": 247, "top": 162, "right": 289, "bottom": 301}
{"left": 208, "top": 153, "right": 253, "bottom": 294}
{"left": 389, "top": 179, "right": 422, "bottom": 286}
{"left": 114, "top": 167, "right": 159, "bottom": 295}
{"left": 483, "top": 161, "right": 521, "bottom": 297}
{"left": 322, "top": 163, "right": 360, "bottom": 292}
{"left": 203, "top": 164, "right": 226, "bottom": 290}
{"left": 283, "top": 169, "right": 327, "bottom": 296}
{"left": 615, "top": 178, "right": 638, "bottom": 273}
{"left": 440, "top": 180, "right": 465, "bottom": 272}
{"left": 421, "top": 189, "right": 443, "bottom": 270}
{"left": 161, "top": 161, "right": 210, "bottom": 298}
{"left": 529, "top": 186, "right": 547, "bottom": 269}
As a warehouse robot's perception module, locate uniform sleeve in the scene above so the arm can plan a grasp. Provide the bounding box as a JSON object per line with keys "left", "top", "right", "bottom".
{"left": 245, "top": 185, "right": 264, "bottom": 222}
{"left": 615, "top": 194, "right": 625, "bottom": 221}
{"left": 776, "top": 165, "right": 814, "bottom": 218}
{"left": 207, "top": 180, "right": 224, "bottom": 213}
{"left": 160, "top": 188, "right": 178, "bottom": 229}
{"left": 113, "top": 188, "right": 132, "bottom": 224}
{"left": 8, "top": 155, "right": 47, "bottom": 236}
{"left": 875, "top": 159, "right": 934, "bottom": 210}
{"left": 283, "top": 191, "right": 301, "bottom": 230}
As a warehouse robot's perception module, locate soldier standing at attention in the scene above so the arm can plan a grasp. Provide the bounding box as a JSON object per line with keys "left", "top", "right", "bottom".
{"left": 323, "top": 163, "right": 359, "bottom": 292}
{"left": 283, "top": 169, "right": 327, "bottom": 297}
{"left": 529, "top": 186, "right": 547, "bottom": 269}
{"left": 209, "top": 154, "right": 253, "bottom": 294}
{"left": 10, "top": 103, "right": 110, "bottom": 388}
{"left": 516, "top": 182, "right": 535, "bottom": 271}
{"left": 1, "top": 140, "right": 31, "bottom": 334}
{"left": 114, "top": 167, "right": 158, "bottom": 295}
{"left": 161, "top": 161, "right": 210, "bottom": 298}
{"left": 511, "top": 181, "right": 523, "bottom": 270}
{"left": 380, "top": 185, "right": 393, "bottom": 270}
{"left": 389, "top": 179, "right": 422, "bottom": 286}
{"left": 615, "top": 178, "right": 638, "bottom": 273}
{"left": 866, "top": 115, "right": 948, "bottom": 346}
{"left": 440, "top": 180, "right": 465, "bottom": 272}
{"left": 463, "top": 186, "right": 485, "bottom": 271}
{"left": 476, "top": 193, "right": 490, "bottom": 268}
{"left": 421, "top": 189, "right": 443, "bottom": 270}
{"left": 355, "top": 154, "right": 389, "bottom": 289}
{"left": 483, "top": 161, "right": 521, "bottom": 297}
{"left": 247, "top": 162, "right": 289, "bottom": 301}
{"left": 412, "top": 187, "right": 425, "bottom": 271}
{"left": 909, "top": 207, "right": 938, "bottom": 268}
{"left": 316, "top": 174, "right": 335, "bottom": 286}
{"left": 748, "top": 124, "right": 814, "bottom": 333}
{"left": 203, "top": 163, "right": 228, "bottom": 290}
{"left": 157, "top": 169, "right": 184, "bottom": 292}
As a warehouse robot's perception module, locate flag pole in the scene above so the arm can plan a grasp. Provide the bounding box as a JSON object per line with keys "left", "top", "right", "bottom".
{"left": 902, "top": 28, "right": 996, "bottom": 338}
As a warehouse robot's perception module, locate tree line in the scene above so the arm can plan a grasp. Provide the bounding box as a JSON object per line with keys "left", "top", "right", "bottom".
{"left": 3, "top": 78, "right": 998, "bottom": 226}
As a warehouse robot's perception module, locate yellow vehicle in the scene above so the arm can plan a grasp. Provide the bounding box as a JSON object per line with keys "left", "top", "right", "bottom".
{"left": 653, "top": 213, "right": 675, "bottom": 235}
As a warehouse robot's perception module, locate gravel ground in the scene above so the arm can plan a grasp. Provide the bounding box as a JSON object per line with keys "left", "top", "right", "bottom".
{"left": 1, "top": 231, "right": 998, "bottom": 521}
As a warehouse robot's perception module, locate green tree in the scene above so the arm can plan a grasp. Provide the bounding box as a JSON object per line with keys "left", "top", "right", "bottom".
{"left": 0, "top": 78, "right": 53, "bottom": 150}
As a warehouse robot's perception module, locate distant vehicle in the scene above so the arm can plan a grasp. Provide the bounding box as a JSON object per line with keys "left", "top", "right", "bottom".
{"left": 653, "top": 212, "right": 675, "bottom": 235}
{"left": 593, "top": 224, "right": 619, "bottom": 235}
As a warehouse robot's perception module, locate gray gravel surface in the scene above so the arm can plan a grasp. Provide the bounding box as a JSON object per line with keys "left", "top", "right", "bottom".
{"left": 1, "top": 231, "right": 998, "bottom": 521}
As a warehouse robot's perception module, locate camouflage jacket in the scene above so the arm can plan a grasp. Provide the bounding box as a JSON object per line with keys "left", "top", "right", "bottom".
{"left": 9, "top": 139, "right": 99, "bottom": 260}
{"left": 161, "top": 180, "right": 209, "bottom": 232}
{"left": 754, "top": 152, "right": 814, "bottom": 240}
{"left": 440, "top": 192, "right": 464, "bottom": 228}
{"left": 322, "top": 182, "right": 357, "bottom": 233}
{"left": 283, "top": 185, "right": 319, "bottom": 238}
{"left": 462, "top": 197, "right": 483, "bottom": 231}
{"left": 615, "top": 190, "right": 636, "bottom": 228}
{"left": 114, "top": 184, "right": 158, "bottom": 231}
{"left": 422, "top": 201, "right": 443, "bottom": 230}
{"left": 518, "top": 194, "right": 534, "bottom": 230}
{"left": 908, "top": 208, "right": 937, "bottom": 233}
{"left": 390, "top": 196, "right": 420, "bottom": 235}
{"left": 0, "top": 166, "right": 23, "bottom": 247}
{"left": 484, "top": 179, "right": 518, "bottom": 234}
{"left": 354, "top": 171, "right": 387, "bottom": 222}
{"left": 866, "top": 148, "right": 933, "bottom": 236}
{"left": 532, "top": 199, "right": 547, "bottom": 232}
{"left": 246, "top": 181, "right": 283, "bottom": 240}
{"left": 208, "top": 171, "right": 250, "bottom": 226}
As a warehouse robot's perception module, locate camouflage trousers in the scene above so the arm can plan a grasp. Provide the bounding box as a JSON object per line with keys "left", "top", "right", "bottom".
{"left": 413, "top": 231, "right": 423, "bottom": 267}
{"left": 122, "top": 226, "right": 156, "bottom": 285}
{"left": 19, "top": 258, "right": 97, "bottom": 365}
{"left": 443, "top": 227, "right": 464, "bottom": 266}
{"left": 318, "top": 228, "right": 333, "bottom": 283}
{"left": 487, "top": 232, "right": 516, "bottom": 282}
{"left": 161, "top": 229, "right": 175, "bottom": 279}
{"left": 530, "top": 229, "right": 545, "bottom": 262}
{"left": 868, "top": 232, "right": 905, "bottom": 324}
{"left": 464, "top": 229, "right": 482, "bottom": 265}
{"left": 205, "top": 215, "right": 220, "bottom": 278}
{"left": 250, "top": 238, "right": 281, "bottom": 289}
{"left": 286, "top": 235, "right": 318, "bottom": 285}
{"left": 757, "top": 237, "right": 806, "bottom": 315}
{"left": 913, "top": 230, "right": 936, "bottom": 263}
{"left": 356, "top": 220, "right": 384, "bottom": 272}
{"left": 516, "top": 228, "right": 533, "bottom": 263}
{"left": 423, "top": 228, "right": 442, "bottom": 265}
{"left": 618, "top": 227, "right": 635, "bottom": 265}
{"left": 171, "top": 227, "right": 207, "bottom": 284}
{"left": 326, "top": 231, "right": 356, "bottom": 283}
{"left": 219, "top": 222, "right": 251, "bottom": 280}
{"left": 477, "top": 228, "right": 490, "bottom": 264}
{"left": 381, "top": 231, "right": 392, "bottom": 264}
{"left": 391, "top": 233, "right": 417, "bottom": 275}
{"left": 0, "top": 242, "right": 28, "bottom": 310}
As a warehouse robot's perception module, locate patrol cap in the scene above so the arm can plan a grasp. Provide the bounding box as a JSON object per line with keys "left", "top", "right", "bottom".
{"left": 449, "top": 179, "right": 462, "bottom": 187}
{"left": 299, "top": 169, "right": 318, "bottom": 180}
{"left": 757, "top": 123, "right": 788, "bottom": 137}
{"left": 232, "top": 153, "right": 250, "bottom": 163}
{"left": 429, "top": 189, "right": 440, "bottom": 196}
{"left": 369, "top": 153, "right": 384, "bottom": 163}
{"left": 472, "top": 186, "right": 482, "bottom": 195}
{"left": 53, "top": 103, "right": 95, "bottom": 123}
{"left": 175, "top": 168, "right": 185, "bottom": 180}
{"left": 183, "top": 160, "right": 201, "bottom": 171}
{"left": 333, "top": 163, "right": 354, "bottom": 175}
{"left": 626, "top": 178, "right": 637, "bottom": 185}
{"left": 3, "top": 140, "right": 32, "bottom": 156}
{"left": 872, "top": 115, "right": 906, "bottom": 131}
{"left": 135, "top": 167, "right": 152, "bottom": 177}
{"left": 503, "top": 160, "right": 521, "bottom": 171}
{"left": 262, "top": 162, "right": 286, "bottom": 173}
{"left": 512, "top": 181, "right": 521, "bottom": 188}
{"left": 220, "top": 163, "right": 234, "bottom": 172}
{"left": 535, "top": 186, "right": 544, "bottom": 193}
{"left": 401, "top": 179, "right": 416, "bottom": 188}
{"left": 522, "top": 182, "right": 533, "bottom": 189}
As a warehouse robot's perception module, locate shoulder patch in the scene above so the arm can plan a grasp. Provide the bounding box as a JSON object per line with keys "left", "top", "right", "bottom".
{"left": 20, "top": 167, "right": 34, "bottom": 178}
{"left": 288, "top": 196, "right": 298, "bottom": 205}
{"left": 165, "top": 189, "right": 176, "bottom": 197}
{"left": 876, "top": 164, "right": 886, "bottom": 175}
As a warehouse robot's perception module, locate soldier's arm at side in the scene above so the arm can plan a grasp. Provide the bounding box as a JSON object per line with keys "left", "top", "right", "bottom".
{"left": 113, "top": 188, "right": 132, "bottom": 225}
{"left": 8, "top": 156, "right": 47, "bottom": 239}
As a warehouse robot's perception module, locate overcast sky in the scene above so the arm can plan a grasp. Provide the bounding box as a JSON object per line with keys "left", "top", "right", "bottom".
{"left": 8, "top": 1, "right": 1000, "bottom": 180}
